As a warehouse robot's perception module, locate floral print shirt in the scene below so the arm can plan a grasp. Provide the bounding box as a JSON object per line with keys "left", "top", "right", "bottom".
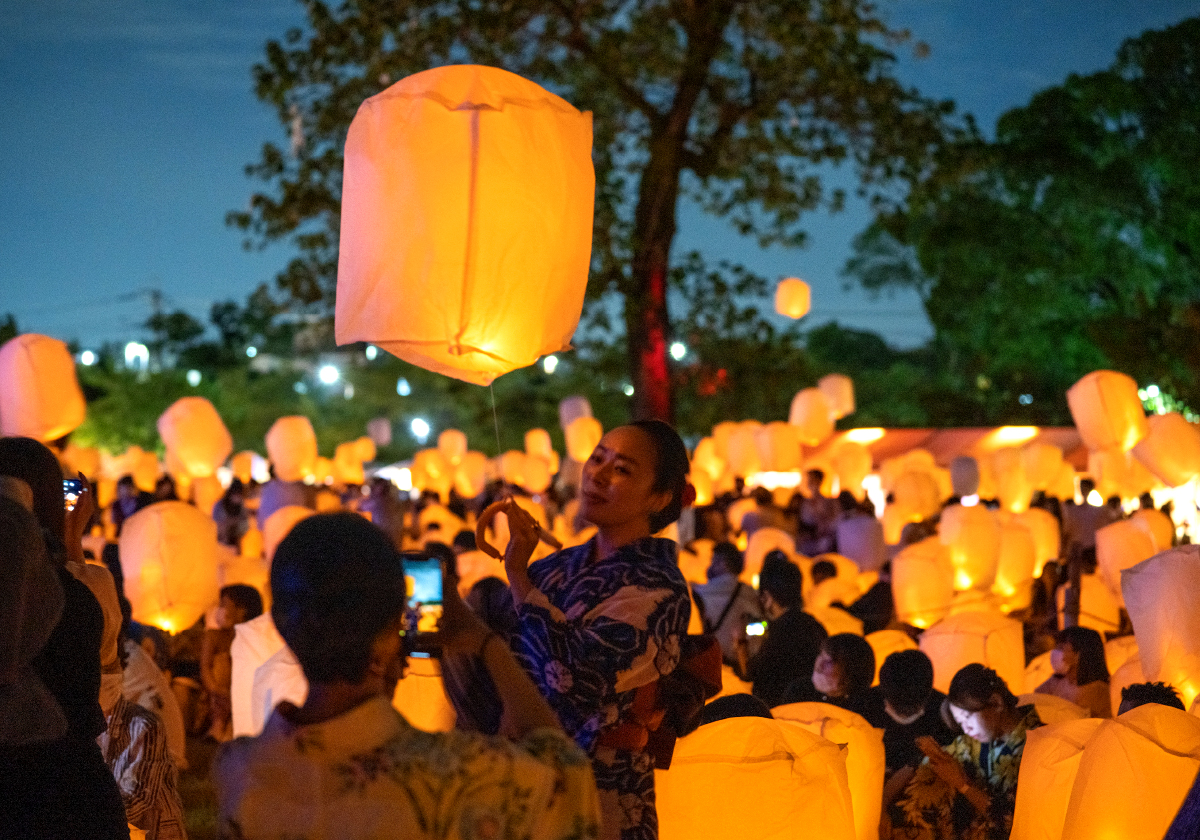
{"left": 888, "top": 705, "right": 1043, "bottom": 840}
{"left": 213, "top": 695, "right": 599, "bottom": 840}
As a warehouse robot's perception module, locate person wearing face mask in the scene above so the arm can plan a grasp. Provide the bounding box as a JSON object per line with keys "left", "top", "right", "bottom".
{"left": 884, "top": 663, "right": 1042, "bottom": 840}
{"left": 500, "top": 420, "right": 695, "bottom": 840}
{"left": 1034, "top": 625, "right": 1112, "bottom": 717}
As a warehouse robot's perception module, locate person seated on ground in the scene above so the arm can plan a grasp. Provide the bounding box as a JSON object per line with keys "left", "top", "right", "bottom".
{"left": 696, "top": 693, "right": 774, "bottom": 728}
{"left": 784, "top": 632, "right": 877, "bottom": 715}
{"left": 735, "top": 551, "right": 827, "bottom": 708}
{"left": 214, "top": 512, "right": 600, "bottom": 840}
{"left": 1035, "top": 625, "right": 1111, "bottom": 717}
{"left": 213, "top": 479, "right": 250, "bottom": 548}
{"left": 1118, "top": 681, "right": 1186, "bottom": 714}
{"left": 834, "top": 490, "right": 886, "bottom": 573}
{"left": 202, "top": 584, "right": 265, "bottom": 741}
{"left": 692, "top": 541, "right": 763, "bottom": 666}
{"left": 849, "top": 561, "right": 894, "bottom": 634}
{"left": 119, "top": 596, "right": 188, "bottom": 770}
{"left": 873, "top": 650, "right": 956, "bottom": 803}
{"left": 885, "top": 663, "right": 1042, "bottom": 840}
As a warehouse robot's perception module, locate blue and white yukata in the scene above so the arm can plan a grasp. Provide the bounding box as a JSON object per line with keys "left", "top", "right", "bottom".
{"left": 513, "top": 536, "right": 691, "bottom": 840}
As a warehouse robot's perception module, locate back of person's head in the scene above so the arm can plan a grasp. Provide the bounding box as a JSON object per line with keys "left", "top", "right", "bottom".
{"left": 710, "top": 541, "right": 744, "bottom": 577}
{"left": 697, "top": 693, "right": 773, "bottom": 727}
{"left": 879, "top": 649, "right": 935, "bottom": 716}
{"left": 628, "top": 420, "right": 691, "bottom": 533}
{"left": 947, "top": 663, "right": 1018, "bottom": 711}
{"left": 271, "top": 512, "right": 407, "bottom": 685}
{"left": 811, "top": 559, "right": 837, "bottom": 586}
{"left": 1056, "top": 625, "right": 1109, "bottom": 684}
{"left": 837, "top": 490, "right": 858, "bottom": 512}
{"left": 1119, "top": 681, "right": 1185, "bottom": 714}
{"left": 452, "top": 529, "right": 477, "bottom": 553}
{"left": 0, "top": 436, "right": 66, "bottom": 550}
{"left": 759, "top": 552, "right": 801, "bottom": 610}
{"left": 751, "top": 486, "right": 773, "bottom": 507}
{"left": 220, "top": 584, "right": 264, "bottom": 622}
{"left": 1079, "top": 478, "right": 1095, "bottom": 496}
{"left": 823, "top": 633, "right": 876, "bottom": 696}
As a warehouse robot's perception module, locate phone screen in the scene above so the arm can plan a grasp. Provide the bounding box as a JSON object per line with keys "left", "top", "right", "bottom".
{"left": 63, "top": 478, "right": 85, "bottom": 512}
{"left": 402, "top": 554, "right": 443, "bottom": 657}
{"left": 745, "top": 620, "right": 767, "bottom": 637}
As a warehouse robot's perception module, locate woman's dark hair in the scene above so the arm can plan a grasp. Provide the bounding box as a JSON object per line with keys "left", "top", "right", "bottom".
{"left": 759, "top": 552, "right": 801, "bottom": 609}
{"left": 0, "top": 436, "right": 66, "bottom": 556}
{"left": 1120, "top": 681, "right": 1185, "bottom": 712}
{"left": 822, "top": 633, "right": 876, "bottom": 695}
{"left": 947, "top": 663, "right": 1018, "bottom": 711}
{"left": 879, "top": 649, "right": 935, "bottom": 716}
{"left": 1056, "top": 625, "right": 1109, "bottom": 685}
{"left": 271, "top": 513, "right": 407, "bottom": 684}
{"left": 220, "top": 583, "right": 264, "bottom": 622}
{"left": 629, "top": 420, "right": 690, "bottom": 533}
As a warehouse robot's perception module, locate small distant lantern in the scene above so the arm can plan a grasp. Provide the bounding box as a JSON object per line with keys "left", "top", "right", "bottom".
{"left": 335, "top": 65, "right": 594, "bottom": 385}
{"left": 774, "top": 277, "right": 812, "bottom": 319}
{"left": 437, "top": 429, "right": 468, "bottom": 467}
{"left": 453, "top": 451, "right": 489, "bottom": 499}
{"left": 564, "top": 416, "right": 602, "bottom": 463}
{"left": 265, "top": 417, "right": 318, "bottom": 484}
{"left": 754, "top": 422, "right": 801, "bottom": 473}
{"left": 725, "top": 423, "right": 763, "bottom": 477}
{"left": 788, "top": 388, "right": 834, "bottom": 446}
{"left": 524, "top": 428, "right": 559, "bottom": 475}
{"left": 157, "top": 396, "right": 233, "bottom": 479}
{"left": 0, "top": 333, "right": 87, "bottom": 442}
{"left": 818, "top": 374, "right": 855, "bottom": 420}
{"left": 1066, "top": 370, "right": 1148, "bottom": 452}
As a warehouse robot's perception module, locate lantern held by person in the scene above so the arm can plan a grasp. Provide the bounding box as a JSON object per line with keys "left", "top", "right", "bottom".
{"left": 335, "top": 65, "right": 594, "bottom": 385}
{"left": 938, "top": 503, "right": 1001, "bottom": 591}
{"left": 1065, "top": 370, "right": 1148, "bottom": 452}
{"left": 891, "top": 537, "right": 955, "bottom": 629}
{"left": 0, "top": 333, "right": 87, "bottom": 442}
{"left": 1121, "top": 545, "right": 1200, "bottom": 708}
{"left": 1009, "top": 718, "right": 1105, "bottom": 840}
{"left": 265, "top": 417, "right": 318, "bottom": 483}
{"left": 157, "top": 397, "right": 233, "bottom": 479}
{"left": 919, "top": 610, "right": 1024, "bottom": 695}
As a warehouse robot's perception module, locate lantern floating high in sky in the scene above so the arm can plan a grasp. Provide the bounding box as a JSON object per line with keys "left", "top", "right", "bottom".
{"left": 335, "top": 65, "right": 595, "bottom": 385}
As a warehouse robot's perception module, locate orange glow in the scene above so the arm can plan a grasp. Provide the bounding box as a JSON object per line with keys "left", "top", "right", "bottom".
{"left": 844, "top": 428, "right": 885, "bottom": 444}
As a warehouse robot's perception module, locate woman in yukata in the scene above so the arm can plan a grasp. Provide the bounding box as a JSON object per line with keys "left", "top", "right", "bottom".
{"left": 499, "top": 419, "right": 694, "bottom": 840}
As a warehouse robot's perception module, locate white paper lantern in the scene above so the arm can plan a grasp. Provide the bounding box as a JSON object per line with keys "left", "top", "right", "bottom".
{"left": 157, "top": 396, "right": 233, "bottom": 479}
{"left": 1122, "top": 545, "right": 1200, "bottom": 708}
{"left": 1066, "top": 370, "right": 1148, "bottom": 453}
{"left": 789, "top": 388, "right": 834, "bottom": 446}
{"left": 0, "top": 333, "right": 86, "bottom": 442}
{"left": 265, "top": 416, "right": 318, "bottom": 483}
{"left": 919, "top": 610, "right": 1025, "bottom": 695}
{"left": 818, "top": 374, "right": 855, "bottom": 420}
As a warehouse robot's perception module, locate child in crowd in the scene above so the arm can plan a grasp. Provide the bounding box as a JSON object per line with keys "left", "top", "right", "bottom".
{"left": 201, "top": 584, "right": 264, "bottom": 742}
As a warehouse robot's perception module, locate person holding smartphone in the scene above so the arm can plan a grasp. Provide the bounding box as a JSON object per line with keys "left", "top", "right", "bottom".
{"left": 214, "top": 512, "right": 599, "bottom": 840}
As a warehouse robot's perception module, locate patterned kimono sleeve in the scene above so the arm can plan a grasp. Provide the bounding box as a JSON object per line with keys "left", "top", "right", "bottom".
{"left": 514, "top": 548, "right": 691, "bottom": 752}
{"left": 518, "top": 728, "right": 602, "bottom": 840}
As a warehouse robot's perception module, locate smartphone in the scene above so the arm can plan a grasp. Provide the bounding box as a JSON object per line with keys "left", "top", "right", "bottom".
{"left": 400, "top": 552, "right": 444, "bottom": 657}
{"left": 745, "top": 620, "right": 767, "bottom": 637}
{"left": 63, "top": 477, "right": 86, "bottom": 512}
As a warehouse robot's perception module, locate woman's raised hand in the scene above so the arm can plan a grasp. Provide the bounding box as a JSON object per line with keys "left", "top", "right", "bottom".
{"left": 435, "top": 562, "right": 491, "bottom": 656}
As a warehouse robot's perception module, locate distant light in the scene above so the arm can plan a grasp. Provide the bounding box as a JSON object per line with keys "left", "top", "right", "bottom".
{"left": 294, "top": 381, "right": 308, "bottom": 394}
{"left": 186, "top": 369, "right": 201, "bottom": 387}
{"left": 396, "top": 377, "right": 411, "bottom": 397}
{"left": 669, "top": 342, "right": 687, "bottom": 361}
{"left": 1087, "top": 489, "right": 1104, "bottom": 506}
{"left": 622, "top": 383, "right": 634, "bottom": 396}
{"left": 79, "top": 350, "right": 97, "bottom": 366}
{"left": 365, "top": 345, "right": 378, "bottom": 361}
{"left": 991, "top": 426, "right": 1039, "bottom": 446}
{"left": 343, "top": 383, "right": 355, "bottom": 399}
{"left": 318, "top": 364, "right": 340, "bottom": 385}
{"left": 543, "top": 355, "right": 559, "bottom": 374}
{"left": 124, "top": 342, "right": 149, "bottom": 370}
{"left": 744, "top": 471, "right": 803, "bottom": 490}
{"left": 961, "top": 493, "right": 980, "bottom": 507}
{"left": 410, "top": 418, "right": 430, "bottom": 443}
{"left": 845, "top": 428, "right": 885, "bottom": 444}
{"left": 1146, "top": 384, "right": 1161, "bottom": 399}
{"left": 1018, "top": 394, "right": 1033, "bottom": 405}
{"left": 246, "top": 346, "right": 258, "bottom": 358}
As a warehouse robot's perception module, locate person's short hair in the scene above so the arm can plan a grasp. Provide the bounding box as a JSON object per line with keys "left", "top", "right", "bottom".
{"left": 697, "top": 693, "right": 773, "bottom": 727}
{"left": 220, "top": 584, "right": 264, "bottom": 622}
{"left": 271, "top": 513, "right": 407, "bottom": 684}
{"left": 1119, "top": 681, "right": 1185, "bottom": 713}
{"left": 879, "top": 649, "right": 935, "bottom": 716}
{"left": 628, "top": 420, "right": 691, "bottom": 533}
{"left": 751, "top": 486, "right": 773, "bottom": 506}
{"left": 452, "top": 529, "right": 477, "bottom": 552}
{"left": 710, "top": 541, "right": 744, "bottom": 576}
{"left": 811, "top": 559, "right": 837, "bottom": 585}
{"left": 759, "top": 552, "right": 801, "bottom": 609}
{"left": 947, "top": 663, "right": 1018, "bottom": 711}
{"left": 823, "top": 633, "right": 876, "bottom": 695}
{"left": 1056, "top": 625, "right": 1109, "bottom": 684}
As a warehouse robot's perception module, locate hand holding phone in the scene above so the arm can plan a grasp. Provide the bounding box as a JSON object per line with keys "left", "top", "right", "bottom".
{"left": 63, "top": 477, "right": 86, "bottom": 512}
{"left": 400, "top": 552, "right": 445, "bottom": 657}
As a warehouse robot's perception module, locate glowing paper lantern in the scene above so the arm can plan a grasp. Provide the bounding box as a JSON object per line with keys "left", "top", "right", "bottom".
{"left": 119, "top": 501, "right": 220, "bottom": 633}
{"left": 1131, "top": 411, "right": 1200, "bottom": 488}
{"left": 157, "top": 397, "right": 232, "bottom": 479}
{"left": 265, "top": 416, "right": 318, "bottom": 483}
{"left": 774, "top": 277, "right": 812, "bottom": 319}
{"left": 711, "top": 421, "right": 740, "bottom": 462}
{"left": 522, "top": 455, "right": 553, "bottom": 494}
{"left": 755, "top": 422, "right": 801, "bottom": 472}
{"left": 893, "top": 469, "right": 942, "bottom": 523}
{"left": 262, "top": 506, "right": 315, "bottom": 564}
{"left": 1104, "top": 634, "right": 1140, "bottom": 675}
{"left": 865, "top": 630, "right": 918, "bottom": 686}
{"left": 789, "top": 388, "right": 834, "bottom": 446}
{"left": 1109, "top": 655, "right": 1146, "bottom": 716}
{"left": 192, "top": 476, "right": 224, "bottom": 520}
{"left": 1122, "top": 545, "right": 1200, "bottom": 708}
{"left": 1019, "top": 692, "right": 1088, "bottom": 725}
{"left": 60, "top": 443, "right": 100, "bottom": 481}
{"left": 938, "top": 503, "right": 1001, "bottom": 591}
{"left": 0, "top": 333, "right": 87, "bottom": 441}
{"left": 564, "top": 415, "right": 602, "bottom": 463}
{"left": 831, "top": 441, "right": 872, "bottom": 501}
{"left": 454, "top": 451, "right": 489, "bottom": 499}
{"left": 229, "top": 451, "right": 259, "bottom": 485}
{"left": 392, "top": 654, "right": 456, "bottom": 733}
{"left": 1023, "top": 442, "right": 1065, "bottom": 493}
{"left": 991, "top": 447, "right": 1033, "bottom": 514}
{"left": 891, "top": 537, "right": 955, "bottom": 629}
{"left": 1095, "top": 518, "right": 1158, "bottom": 605}
{"left": 524, "top": 428, "right": 559, "bottom": 475}
{"left": 1047, "top": 461, "right": 1077, "bottom": 501}
{"left": 656, "top": 716, "right": 856, "bottom": 840}
{"left": 354, "top": 436, "right": 376, "bottom": 464}
{"left": 1010, "top": 718, "right": 1105, "bottom": 840}
{"left": 1015, "top": 506, "right": 1061, "bottom": 577}
{"left": 689, "top": 467, "right": 714, "bottom": 507}
{"left": 333, "top": 441, "right": 367, "bottom": 485}
{"left": 129, "top": 447, "right": 160, "bottom": 494}
{"left": 726, "top": 424, "right": 763, "bottom": 477}
{"left": 772, "top": 703, "right": 883, "bottom": 840}
{"left": 727, "top": 496, "right": 760, "bottom": 535}
{"left": 818, "top": 374, "right": 855, "bottom": 420}
{"left": 809, "top": 606, "right": 864, "bottom": 637}
{"left": 1056, "top": 573, "right": 1121, "bottom": 635}
{"left": 335, "top": 65, "right": 594, "bottom": 385}
{"left": 1130, "top": 507, "right": 1173, "bottom": 551}
{"left": 742, "top": 527, "right": 797, "bottom": 585}
{"left": 919, "top": 610, "right": 1025, "bottom": 695}
{"left": 1066, "top": 370, "right": 1148, "bottom": 453}
{"left": 1060, "top": 703, "right": 1200, "bottom": 840}
{"left": 411, "top": 449, "right": 453, "bottom": 501}
{"left": 437, "top": 429, "right": 468, "bottom": 466}
{"left": 993, "top": 520, "right": 1036, "bottom": 612}
{"left": 691, "top": 437, "right": 725, "bottom": 481}
{"left": 1025, "top": 650, "right": 1055, "bottom": 694}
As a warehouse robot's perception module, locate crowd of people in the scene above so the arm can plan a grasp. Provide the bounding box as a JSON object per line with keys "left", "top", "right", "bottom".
{"left": 2, "top": 425, "right": 1198, "bottom": 840}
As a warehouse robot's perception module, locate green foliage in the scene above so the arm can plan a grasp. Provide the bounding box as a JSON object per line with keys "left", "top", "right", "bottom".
{"left": 846, "top": 17, "right": 1200, "bottom": 423}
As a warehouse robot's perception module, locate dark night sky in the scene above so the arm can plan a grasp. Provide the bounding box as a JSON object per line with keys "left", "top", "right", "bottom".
{"left": 2, "top": 0, "right": 1197, "bottom": 351}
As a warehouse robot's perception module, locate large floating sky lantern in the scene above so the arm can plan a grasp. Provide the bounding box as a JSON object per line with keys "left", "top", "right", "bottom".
{"left": 1066, "top": 370, "right": 1148, "bottom": 452}
{"left": 157, "top": 396, "right": 233, "bottom": 479}
{"left": 0, "top": 333, "right": 87, "bottom": 442}
{"left": 335, "top": 65, "right": 594, "bottom": 385}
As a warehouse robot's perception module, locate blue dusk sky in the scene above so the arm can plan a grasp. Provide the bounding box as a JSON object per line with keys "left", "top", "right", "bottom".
{"left": 1, "top": 0, "right": 1197, "bottom": 351}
